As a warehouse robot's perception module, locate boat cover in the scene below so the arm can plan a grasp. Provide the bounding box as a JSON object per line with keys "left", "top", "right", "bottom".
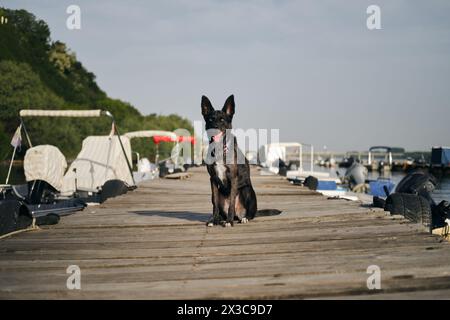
{"left": 61, "top": 136, "right": 134, "bottom": 195}
{"left": 24, "top": 145, "right": 67, "bottom": 191}
{"left": 20, "top": 109, "right": 103, "bottom": 118}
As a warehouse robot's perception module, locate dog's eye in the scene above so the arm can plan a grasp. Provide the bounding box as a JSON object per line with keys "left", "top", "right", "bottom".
{"left": 220, "top": 118, "right": 225, "bottom": 122}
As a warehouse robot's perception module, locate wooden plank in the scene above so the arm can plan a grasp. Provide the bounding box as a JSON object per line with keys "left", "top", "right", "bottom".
{"left": 0, "top": 166, "right": 449, "bottom": 299}
{"left": 432, "top": 226, "right": 450, "bottom": 242}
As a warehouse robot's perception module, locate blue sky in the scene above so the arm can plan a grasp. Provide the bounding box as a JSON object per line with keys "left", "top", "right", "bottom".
{"left": 2, "top": 0, "right": 450, "bottom": 151}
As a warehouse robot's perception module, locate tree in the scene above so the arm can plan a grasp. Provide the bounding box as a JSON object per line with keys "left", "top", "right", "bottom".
{"left": 0, "top": 7, "right": 193, "bottom": 163}
{"left": 0, "top": 60, "right": 64, "bottom": 132}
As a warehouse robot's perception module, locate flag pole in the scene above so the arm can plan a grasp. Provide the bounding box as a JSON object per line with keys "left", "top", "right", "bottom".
{"left": 5, "top": 124, "right": 22, "bottom": 185}
{"left": 5, "top": 145, "right": 18, "bottom": 185}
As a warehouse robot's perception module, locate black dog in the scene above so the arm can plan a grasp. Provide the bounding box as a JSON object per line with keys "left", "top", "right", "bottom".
{"left": 201, "top": 95, "right": 281, "bottom": 227}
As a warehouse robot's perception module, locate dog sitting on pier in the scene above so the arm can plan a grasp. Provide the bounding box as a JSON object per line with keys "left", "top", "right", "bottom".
{"left": 201, "top": 95, "right": 281, "bottom": 227}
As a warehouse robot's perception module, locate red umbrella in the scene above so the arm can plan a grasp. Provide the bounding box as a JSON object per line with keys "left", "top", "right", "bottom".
{"left": 152, "top": 135, "right": 176, "bottom": 144}
{"left": 152, "top": 135, "right": 196, "bottom": 144}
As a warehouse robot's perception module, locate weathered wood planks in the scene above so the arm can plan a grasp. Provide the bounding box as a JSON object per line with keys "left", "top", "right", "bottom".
{"left": 0, "top": 166, "right": 449, "bottom": 299}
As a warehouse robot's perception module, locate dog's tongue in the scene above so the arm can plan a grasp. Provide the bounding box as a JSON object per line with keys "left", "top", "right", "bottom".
{"left": 212, "top": 131, "right": 223, "bottom": 142}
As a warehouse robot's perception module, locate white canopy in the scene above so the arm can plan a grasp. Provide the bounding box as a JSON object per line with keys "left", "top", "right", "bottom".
{"left": 124, "top": 130, "right": 177, "bottom": 140}
{"left": 61, "top": 135, "right": 134, "bottom": 195}
{"left": 19, "top": 109, "right": 105, "bottom": 118}
{"left": 24, "top": 145, "right": 67, "bottom": 191}
{"left": 259, "top": 143, "right": 302, "bottom": 168}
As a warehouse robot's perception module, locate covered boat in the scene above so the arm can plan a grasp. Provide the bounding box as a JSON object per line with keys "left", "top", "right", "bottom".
{"left": 61, "top": 135, "right": 135, "bottom": 201}
{"left": 1, "top": 109, "right": 134, "bottom": 237}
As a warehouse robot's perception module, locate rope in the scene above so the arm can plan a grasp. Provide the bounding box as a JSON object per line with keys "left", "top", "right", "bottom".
{"left": 443, "top": 219, "right": 450, "bottom": 239}
{"left": 0, "top": 218, "right": 39, "bottom": 240}
{"left": 352, "top": 183, "right": 368, "bottom": 193}
{"left": 113, "top": 122, "right": 136, "bottom": 186}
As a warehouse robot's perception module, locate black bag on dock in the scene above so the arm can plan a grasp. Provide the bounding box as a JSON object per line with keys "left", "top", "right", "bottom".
{"left": 304, "top": 176, "right": 319, "bottom": 191}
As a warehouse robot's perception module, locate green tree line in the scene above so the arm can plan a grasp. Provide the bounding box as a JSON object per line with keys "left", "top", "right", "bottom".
{"left": 0, "top": 7, "right": 193, "bottom": 163}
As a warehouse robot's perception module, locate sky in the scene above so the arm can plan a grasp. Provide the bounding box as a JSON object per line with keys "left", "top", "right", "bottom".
{"left": 2, "top": 0, "right": 450, "bottom": 151}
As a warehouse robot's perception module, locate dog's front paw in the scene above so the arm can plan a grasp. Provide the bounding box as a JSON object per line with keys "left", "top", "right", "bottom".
{"left": 206, "top": 216, "right": 216, "bottom": 227}
{"left": 240, "top": 217, "right": 249, "bottom": 224}
{"left": 207, "top": 215, "right": 223, "bottom": 227}
{"left": 222, "top": 220, "right": 233, "bottom": 228}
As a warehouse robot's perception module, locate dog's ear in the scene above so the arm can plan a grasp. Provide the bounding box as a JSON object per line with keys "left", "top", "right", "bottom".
{"left": 201, "top": 95, "right": 214, "bottom": 117}
{"left": 222, "top": 95, "right": 235, "bottom": 118}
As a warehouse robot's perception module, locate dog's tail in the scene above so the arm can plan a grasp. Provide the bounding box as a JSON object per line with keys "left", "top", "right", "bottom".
{"left": 255, "top": 209, "right": 282, "bottom": 217}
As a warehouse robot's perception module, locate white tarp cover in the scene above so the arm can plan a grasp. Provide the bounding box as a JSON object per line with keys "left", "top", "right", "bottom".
{"left": 24, "top": 145, "right": 67, "bottom": 190}
{"left": 124, "top": 130, "right": 177, "bottom": 140}
{"left": 61, "top": 135, "right": 134, "bottom": 195}
{"left": 19, "top": 109, "right": 103, "bottom": 118}
{"left": 266, "top": 145, "right": 285, "bottom": 164}
{"left": 260, "top": 143, "right": 301, "bottom": 168}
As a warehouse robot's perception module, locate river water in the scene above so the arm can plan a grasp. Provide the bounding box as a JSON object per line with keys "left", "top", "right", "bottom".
{"left": 1, "top": 164, "right": 449, "bottom": 203}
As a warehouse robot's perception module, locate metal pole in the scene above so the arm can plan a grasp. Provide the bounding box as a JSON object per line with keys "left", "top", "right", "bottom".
{"left": 300, "top": 144, "right": 303, "bottom": 174}
{"left": 5, "top": 144, "right": 18, "bottom": 185}
{"left": 134, "top": 152, "right": 140, "bottom": 166}
{"left": 113, "top": 121, "right": 136, "bottom": 186}
{"left": 6, "top": 122, "right": 23, "bottom": 185}
{"left": 20, "top": 118, "right": 32, "bottom": 148}
{"left": 156, "top": 144, "right": 159, "bottom": 164}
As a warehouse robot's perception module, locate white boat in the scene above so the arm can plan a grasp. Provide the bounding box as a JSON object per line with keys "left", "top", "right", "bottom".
{"left": 7, "top": 109, "right": 136, "bottom": 204}
{"left": 259, "top": 142, "right": 330, "bottom": 175}
{"left": 286, "top": 170, "right": 335, "bottom": 180}
{"left": 1, "top": 109, "right": 136, "bottom": 237}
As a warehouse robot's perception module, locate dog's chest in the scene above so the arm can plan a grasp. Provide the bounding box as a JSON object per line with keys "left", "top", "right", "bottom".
{"left": 215, "top": 163, "right": 228, "bottom": 183}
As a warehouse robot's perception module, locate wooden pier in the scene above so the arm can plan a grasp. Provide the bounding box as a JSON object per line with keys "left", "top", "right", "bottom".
{"left": 1, "top": 167, "right": 449, "bottom": 299}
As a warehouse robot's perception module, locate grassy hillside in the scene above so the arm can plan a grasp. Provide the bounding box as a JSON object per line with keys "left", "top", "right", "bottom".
{"left": 0, "top": 7, "right": 193, "bottom": 161}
